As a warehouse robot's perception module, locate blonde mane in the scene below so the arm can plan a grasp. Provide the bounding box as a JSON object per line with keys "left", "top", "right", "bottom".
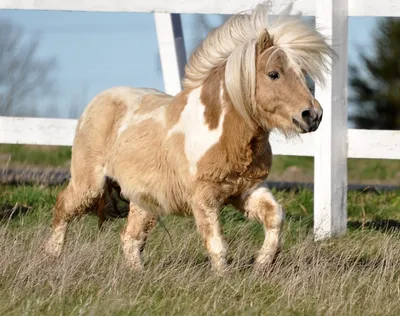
{"left": 182, "top": 1, "right": 334, "bottom": 125}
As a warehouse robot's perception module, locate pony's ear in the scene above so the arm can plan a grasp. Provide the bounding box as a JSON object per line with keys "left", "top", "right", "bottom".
{"left": 257, "top": 29, "right": 272, "bottom": 54}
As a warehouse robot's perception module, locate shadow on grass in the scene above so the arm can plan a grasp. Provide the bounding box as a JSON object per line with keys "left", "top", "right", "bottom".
{"left": 286, "top": 215, "right": 400, "bottom": 234}
{"left": 348, "top": 219, "right": 400, "bottom": 233}
{"left": 0, "top": 202, "right": 32, "bottom": 220}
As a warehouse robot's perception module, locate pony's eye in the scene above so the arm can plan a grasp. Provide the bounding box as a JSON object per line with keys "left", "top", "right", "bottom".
{"left": 268, "top": 71, "right": 280, "bottom": 80}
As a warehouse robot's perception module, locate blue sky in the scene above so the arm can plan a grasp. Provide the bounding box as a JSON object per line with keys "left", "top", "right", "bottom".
{"left": 0, "top": 9, "right": 377, "bottom": 119}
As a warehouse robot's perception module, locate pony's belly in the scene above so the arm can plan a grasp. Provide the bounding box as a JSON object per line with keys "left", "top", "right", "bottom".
{"left": 128, "top": 191, "right": 191, "bottom": 217}
{"left": 129, "top": 192, "right": 166, "bottom": 216}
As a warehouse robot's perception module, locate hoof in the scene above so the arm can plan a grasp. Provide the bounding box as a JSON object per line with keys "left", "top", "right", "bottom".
{"left": 253, "top": 252, "right": 281, "bottom": 275}
{"left": 210, "top": 260, "right": 230, "bottom": 276}
{"left": 125, "top": 258, "right": 144, "bottom": 272}
{"left": 44, "top": 239, "right": 63, "bottom": 258}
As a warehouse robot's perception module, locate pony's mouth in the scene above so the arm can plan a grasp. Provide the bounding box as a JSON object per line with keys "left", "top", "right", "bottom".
{"left": 292, "top": 118, "right": 309, "bottom": 133}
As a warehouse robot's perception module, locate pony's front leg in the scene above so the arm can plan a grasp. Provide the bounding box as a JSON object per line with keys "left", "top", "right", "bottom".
{"left": 192, "top": 199, "right": 228, "bottom": 273}
{"left": 240, "top": 182, "right": 285, "bottom": 271}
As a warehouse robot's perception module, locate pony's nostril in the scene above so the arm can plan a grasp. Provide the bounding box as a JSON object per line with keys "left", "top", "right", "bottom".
{"left": 301, "top": 110, "right": 312, "bottom": 119}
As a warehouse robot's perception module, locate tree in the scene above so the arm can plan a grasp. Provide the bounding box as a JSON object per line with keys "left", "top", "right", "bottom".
{"left": 349, "top": 18, "right": 400, "bottom": 130}
{"left": 0, "top": 19, "right": 56, "bottom": 116}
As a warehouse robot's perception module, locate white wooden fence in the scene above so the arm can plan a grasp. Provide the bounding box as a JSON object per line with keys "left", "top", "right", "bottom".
{"left": 0, "top": 0, "right": 399, "bottom": 240}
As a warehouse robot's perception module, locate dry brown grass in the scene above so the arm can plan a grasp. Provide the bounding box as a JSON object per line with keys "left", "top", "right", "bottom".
{"left": 1, "top": 184, "right": 400, "bottom": 316}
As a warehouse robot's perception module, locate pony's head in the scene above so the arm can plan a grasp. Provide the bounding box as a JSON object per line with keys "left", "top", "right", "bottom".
{"left": 253, "top": 28, "right": 325, "bottom": 134}
{"left": 183, "top": 2, "right": 334, "bottom": 135}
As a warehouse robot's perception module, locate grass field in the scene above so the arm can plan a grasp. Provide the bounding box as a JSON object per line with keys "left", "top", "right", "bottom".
{"left": 1, "top": 185, "right": 399, "bottom": 315}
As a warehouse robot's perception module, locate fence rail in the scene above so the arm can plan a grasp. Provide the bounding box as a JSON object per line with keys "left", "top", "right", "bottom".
{"left": 0, "top": 0, "right": 399, "bottom": 240}
{"left": 1, "top": 0, "right": 400, "bottom": 16}
{"left": 0, "top": 117, "right": 399, "bottom": 160}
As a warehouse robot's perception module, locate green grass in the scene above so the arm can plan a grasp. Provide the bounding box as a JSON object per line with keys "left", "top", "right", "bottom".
{"left": 0, "top": 144, "right": 71, "bottom": 167}
{"left": 269, "top": 155, "right": 400, "bottom": 185}
{"left": 1, "top": 185, "right": 399, "bottom": 315}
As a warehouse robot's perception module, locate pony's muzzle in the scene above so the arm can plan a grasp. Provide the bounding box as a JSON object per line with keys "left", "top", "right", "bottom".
{"left": 301, "top": 109, "right": 319, "bottom": 132}
{"left": 299, "top": 98, "right": 322, "bottom": 132}
{"left": 300, "top": 105, "right": 323, "bottom": 132}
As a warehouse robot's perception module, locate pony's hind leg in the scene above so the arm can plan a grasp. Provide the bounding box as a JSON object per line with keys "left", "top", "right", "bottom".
{"left": 44, "top": 189, "right": 70, "bottom": 258}
{"left": 120, "top": 202, "right": 157, "bottom": 271}
{"left": 45, "top": 173, "right": 106, "bottom": 258}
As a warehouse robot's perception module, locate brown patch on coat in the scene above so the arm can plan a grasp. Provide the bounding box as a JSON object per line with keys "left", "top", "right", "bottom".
{"left": 196, "top": 88, "right": 272, "bottom": 200}
{"left": 259, "top": 199, "right": 278, "bottom": 228}
{"left": 165, "top": 90, "right": 190, "bottom": 129}
{"left": 201, "top": 67, "right": 223, "bottom": 129}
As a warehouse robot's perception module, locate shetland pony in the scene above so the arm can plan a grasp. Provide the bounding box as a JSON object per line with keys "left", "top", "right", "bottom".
{"left": 45, "top": 2, "right": 333, "bottom": 272}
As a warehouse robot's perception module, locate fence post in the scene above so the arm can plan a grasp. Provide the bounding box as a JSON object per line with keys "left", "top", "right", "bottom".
{"left": 313, "top": 0, "right": 349, "bottom": 240}
{"left": 154, "top": 13, "right": 187, "bottom": 95}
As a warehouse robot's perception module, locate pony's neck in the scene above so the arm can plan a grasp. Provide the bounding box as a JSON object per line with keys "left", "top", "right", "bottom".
{"left": 200, "top": 71, "right": 270, "bottom": 166}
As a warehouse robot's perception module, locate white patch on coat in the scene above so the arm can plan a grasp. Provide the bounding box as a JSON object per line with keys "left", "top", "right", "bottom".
{"left": 117, "top": 100, "right": 168, "bottom": 136}
{"left": 243, "top": 181, "right": 284, "bottom": 228}
{"left": 135, "top": 106, "right": 167, "bottom": 126}
{"left": 245, "top": 182, "right": 277, "bottom": 206}
{"left": 167, "top": 87, "right": 225, "bottom": 175}
{"left": 79, "top": 87, "right": 150, "bottom": 131}
{"left": 76, "top": 86, "right": 167, "bottom": 137}
{"left": 209, "top": 235, "right": 226, "bottom": 256}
